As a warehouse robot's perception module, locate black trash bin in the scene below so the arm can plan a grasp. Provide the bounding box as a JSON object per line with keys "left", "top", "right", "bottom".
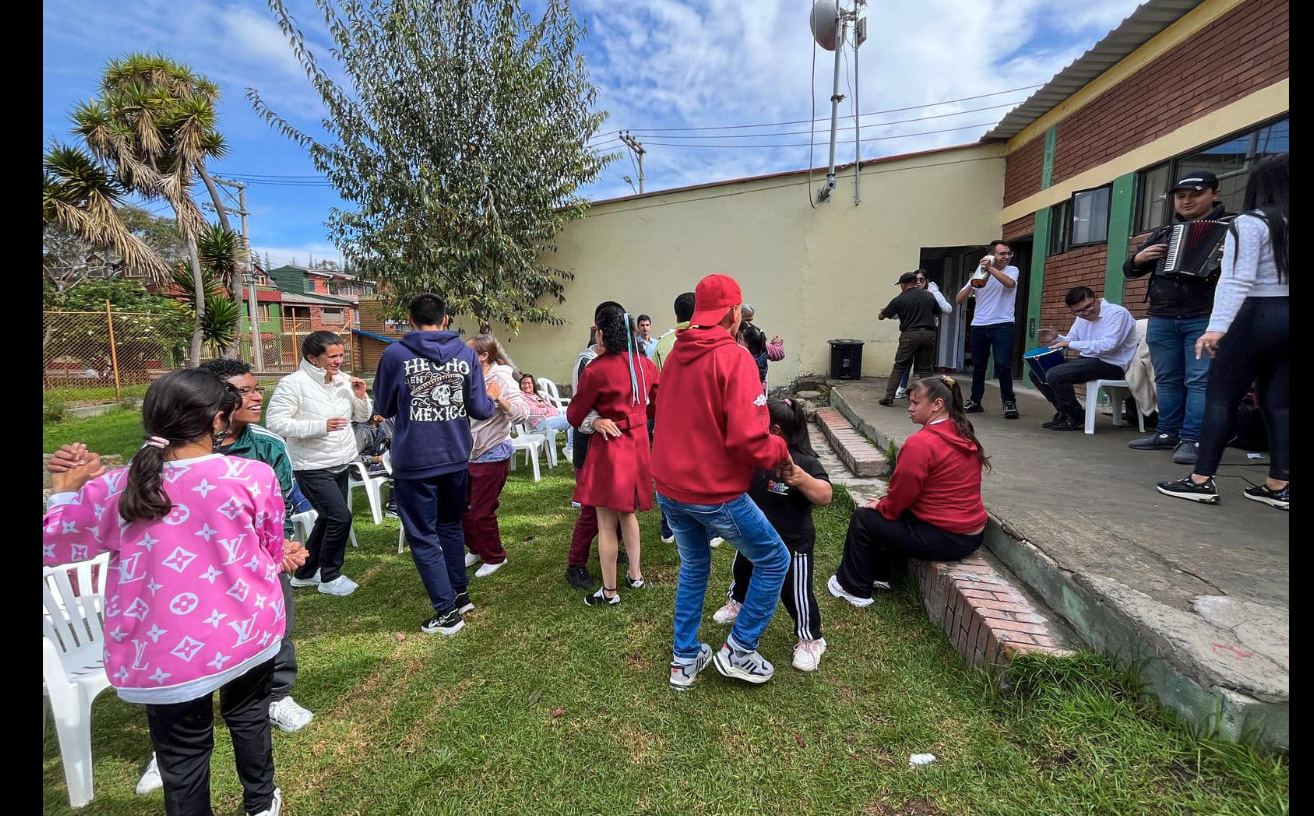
{"left": 828, "top": 339, "right": 864, "bottom": 380}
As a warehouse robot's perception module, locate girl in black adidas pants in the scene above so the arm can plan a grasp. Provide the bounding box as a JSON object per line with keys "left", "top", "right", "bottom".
{"left": 712, "top": 399, "right": 833, "bottom": 672}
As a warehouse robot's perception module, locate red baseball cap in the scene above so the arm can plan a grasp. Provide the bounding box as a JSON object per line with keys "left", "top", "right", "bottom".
{"left": 690, "top": 274, "right": 743, "bottom": 327}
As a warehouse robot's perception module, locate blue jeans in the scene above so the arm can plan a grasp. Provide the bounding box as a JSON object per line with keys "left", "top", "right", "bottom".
{"left": 1146, "top": 316, "right": 1211, "bottom": 441}
{"left": 658, "top": 492, "right": 789, "bottom": 658}
{"left": 969, "top": 322, "right": 1016, "bottom": 403}
{"left": 394, "top": 469, "right": 469, "bottom": 614}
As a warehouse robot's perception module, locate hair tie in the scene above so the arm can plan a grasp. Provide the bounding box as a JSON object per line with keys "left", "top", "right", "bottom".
{"left": 940, "top": 375, "right": 956, "bottom": 386}
{"left": 785, "top": 398, "right": 793, "bottom": 407}
{"left": 145, "top": 436, "right": 169, "bottom": 449}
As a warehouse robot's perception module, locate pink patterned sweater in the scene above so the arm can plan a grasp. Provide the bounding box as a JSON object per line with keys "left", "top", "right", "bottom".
{"left": 43, "top": 454, "right": 287, "bottom": 704}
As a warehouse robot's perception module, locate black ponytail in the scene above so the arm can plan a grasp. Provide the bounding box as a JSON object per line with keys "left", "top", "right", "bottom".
{"left": 120, "top": 369, "right": 240, "bottom": 522}
{"left": 767, "top": 397, "right": 816, "bottom": 457}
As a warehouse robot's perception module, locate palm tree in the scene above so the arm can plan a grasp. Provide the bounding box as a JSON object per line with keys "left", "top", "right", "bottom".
{"left": 70, "top": 53, "right": 231, "bottom": 364}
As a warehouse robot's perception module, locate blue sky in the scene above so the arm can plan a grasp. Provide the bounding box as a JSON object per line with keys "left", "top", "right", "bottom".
{"left": 43, "top": 0, "right": 1144, "bottom": 268}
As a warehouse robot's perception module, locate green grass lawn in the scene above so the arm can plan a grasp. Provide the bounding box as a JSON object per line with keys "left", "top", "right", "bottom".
{"left": 42, "top": 416, "right": 1288, "bottom": 815}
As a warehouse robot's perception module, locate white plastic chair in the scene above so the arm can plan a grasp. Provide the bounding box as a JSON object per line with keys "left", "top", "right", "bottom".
{"left": 509, "top": 424, "right": 546, "bottom": 482}
{"left": 43, "top": 553, "right": 111, "bottom": 808}
{"left": 1084, "top": 379, "right": 1147, "bottom": 435}
{"left": 537, "top": 378, "right": 569, "bottom": 411}
{"left": 347, "top": 461, "right": 390, "bottom": 526}
{"left": 291, "top": 508, "right": 359, "bottom": 549}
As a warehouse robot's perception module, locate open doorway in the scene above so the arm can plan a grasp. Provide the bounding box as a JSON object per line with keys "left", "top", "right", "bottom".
{"left": 918, "top": 244, "right": 987, "bottom": 372}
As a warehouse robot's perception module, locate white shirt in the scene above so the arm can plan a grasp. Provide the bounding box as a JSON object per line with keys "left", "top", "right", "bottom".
{"left": 927, "top": 281, "right": 952, "bottom": 314}
{"left": 1208, "top": 214, "right": 1289, "bottom": 333}
{"left": 1057, "top": 299, "right": 1138, "bottom": 371}
{"left": 968, "top": 265, "right": 1020, "bottom": 326}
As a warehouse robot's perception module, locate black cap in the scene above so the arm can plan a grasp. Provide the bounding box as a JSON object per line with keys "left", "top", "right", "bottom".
{"left": 1171, "top": 171, "right": 1219, "bottom": 192}
{"left": 897, "top": 272, "right": 918, "bottom": 285}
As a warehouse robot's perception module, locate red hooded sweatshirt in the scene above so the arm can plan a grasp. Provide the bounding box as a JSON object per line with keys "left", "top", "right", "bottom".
{"left": 879, "top": 420, "right": 988, "bottom": 534}
{"left": 652, "top": 325, "right": 789, "bottom": 504}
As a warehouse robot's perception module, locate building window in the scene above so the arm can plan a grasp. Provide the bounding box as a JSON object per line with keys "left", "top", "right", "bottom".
{"left": 1136, "top": 116, "right": 1289, "bottom": 232}
{"left": 321, "top": 308, "right": 345, "bottom": 325}
{"left": 285, "top": 306, "right": 311, "bottom": 328}
{"left": 1049, "top": 185, "right": 1110, "bottom": 255}
{"left": 258, "top": 303, "right": 274, "bottom": 320}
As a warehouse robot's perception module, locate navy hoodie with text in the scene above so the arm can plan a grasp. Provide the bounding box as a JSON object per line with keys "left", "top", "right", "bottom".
{"left": 374, "top": 331, "right": 497, "bottom": 479}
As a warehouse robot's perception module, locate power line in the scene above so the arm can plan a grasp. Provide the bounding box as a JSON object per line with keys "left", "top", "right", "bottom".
{"left": 631, "top": 100, "right": 1021, "bottom": 140}
{"left": 640, "top": 120, "right": 997, "bottom": 149}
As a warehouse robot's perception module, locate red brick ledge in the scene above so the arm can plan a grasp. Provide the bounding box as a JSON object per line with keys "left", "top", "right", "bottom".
{"left": 914, "top": 553, "right": 1074, "bottom": 666}
{"left": 814, "top": 407, "right": 890, "bottom": 478}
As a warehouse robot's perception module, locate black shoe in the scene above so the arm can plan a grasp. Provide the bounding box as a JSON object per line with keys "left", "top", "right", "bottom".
{"left": 1041, "top": 411, "right": 1062, "bottom": 429}
{"left": 1171, "top": 440, "right": 1199, "bottom": 465}
{"left": 617, "top": 549, "right": 629, "bottom": 566}
{"left": 1003, "top": 401, "right": 1020, "bottom": 420}
{"left": 878, "top": 397, "right": 895, "bottom": 406}
{"left": 421, "top": 608, "right": 465, "bottom": 635}
{"left": 454, "top": 591, "right": 474, "bottom": 615}
{"left": 1047, "top": 412, "right": 1083, "bottom": 431}
{"left": 565, "top": 565, "right": 594, "bottom": 592}
{"left": 1129, "top": 431, "right": 1179, "bottom": 451}
{"left": 1244, "top": 484, "right": 1289, "bottom": 511}
{"left": 964, "top": 400, "right": 984, "bottom": 414}
{"left": 584, "top": 586, "right": 621, "bottom": 607}
{"left": 1156, "top": 476, "right": 1220, "bottom": 504}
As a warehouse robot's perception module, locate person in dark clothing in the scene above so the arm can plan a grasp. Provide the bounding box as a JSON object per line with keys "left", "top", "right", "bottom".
{"left": 373, "top": 293, "right": 498, "bottom": 636}
{"left": 1124, "top": 170, "right": 1233, "bottom": 465}
{"left": 879, "top": 272, "right": 940, "bottom": 405}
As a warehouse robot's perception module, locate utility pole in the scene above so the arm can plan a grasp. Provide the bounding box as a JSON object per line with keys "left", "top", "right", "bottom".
{"left": 213, "top": 177, "right": 264, "bottom": 371}
{"left": 619, "top": 131, "right": 647, "bottom": 194}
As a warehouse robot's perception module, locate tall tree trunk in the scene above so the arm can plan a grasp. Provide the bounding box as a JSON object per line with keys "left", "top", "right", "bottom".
{"left": 187, "top": 234, "right": 206, "bottom": 366}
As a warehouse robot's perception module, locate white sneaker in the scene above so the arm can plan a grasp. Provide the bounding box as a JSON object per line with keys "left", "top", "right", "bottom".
{"left": 894, "top": 386, "right": 907, "bottom": 399}
{"left": 709, "top": 536, "right": 724, "bottom": 548}
{"left": 288, "top": 570, "right": 321, "bottom": 588}
{"left": 248, "top": 788, "right": 282, "bottom": 816}
{"left": 792, "top": 638, "right": 828, "bottom": 672}
{"left": 269, "top": 696, "right": 314, "bottom": 733}
{"left": 317, "top": 575, "right": 358, "bottom": 596}
{"left": 827, "top": 575, "right": 873, "bottom": 608}
{"left": 464, "top": 553, "right": 481, "bottom": 568}
{"left": 563, "top": 446, "right": 574, "bottom": 461}
{"left": 661, "top": 535, "right": 676, "bottom": 544}
{"left": 475, "top": 559, "right": 506, "bottom": 578}
{"left": 135, "top": 753, "right": 162, "bottom": 795}
{"left": 712, "top": 599, "right": 742, "bottom": 624}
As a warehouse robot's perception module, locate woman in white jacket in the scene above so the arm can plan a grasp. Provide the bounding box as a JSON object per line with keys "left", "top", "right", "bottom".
{"left": 463, "top": 335, "right": 529, "bottom": 578}
{"left": 267, "top": 331, "right": 373, "bottom": 596}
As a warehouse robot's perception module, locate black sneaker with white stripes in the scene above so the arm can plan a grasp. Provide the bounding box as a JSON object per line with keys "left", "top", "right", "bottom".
{"left": 421, "top": 608, "right": 464, "bottom": 636}
{"left": 1156, "top": 476, "right": 1219, "bottom": 504}
{"left": 1244, "top": 484, "right": 1289, "bottom": 511}
{"left": 454, "top": 591, "right": 474, "bottom": 615}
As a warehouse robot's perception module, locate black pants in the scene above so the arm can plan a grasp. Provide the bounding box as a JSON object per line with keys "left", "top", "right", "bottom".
{"left": 886, "top": 329, "right": 937, "bottom": 399}
{"left": 1196, "top": 297, "right": 1289, "bottom": 481}
{"left": 836, "top": 507, "right": 983, "bottom": 597}
{"left": 1030, "top": 357, "right": 1124, "bottom": 416}
{"left": 969, "top": 322, "right": 1016, "bottom": 403}
{"left": 394, "top": 469, "right": 470, "bottom": 614}
{"left": 145, "top": 658, "right": 276, "bottom": 816}
{"left": 271, "top": 574, "right": 296, "bottom": 701}
{"left": 294, "top": 468, "right": 352, "bottom": 582}
{"left": 728, "top": 547, "right": 822, "bottom": 641}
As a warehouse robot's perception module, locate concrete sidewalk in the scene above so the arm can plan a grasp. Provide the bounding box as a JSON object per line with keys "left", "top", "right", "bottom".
{"left": 828, "top": 376, "right": 1289, "bottom": 748}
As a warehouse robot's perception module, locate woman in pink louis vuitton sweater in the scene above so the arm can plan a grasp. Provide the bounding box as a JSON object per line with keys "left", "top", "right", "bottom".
{"left": 43, "top": 369, "right": 300, "bottom": 816}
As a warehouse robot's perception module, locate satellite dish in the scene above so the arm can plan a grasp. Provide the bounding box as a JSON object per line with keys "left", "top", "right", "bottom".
{"left": 810, "top": 0, "right": 841, "bottom": 51}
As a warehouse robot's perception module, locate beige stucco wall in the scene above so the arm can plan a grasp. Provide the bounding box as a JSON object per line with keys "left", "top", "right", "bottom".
{"left": 456, "top": 142, "right": 1005, "bottom": 389}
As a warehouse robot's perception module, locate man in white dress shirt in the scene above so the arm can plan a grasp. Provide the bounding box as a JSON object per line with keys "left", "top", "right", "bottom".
{"left": 1033, "top": 286, "right": 1138, "bottom": 432}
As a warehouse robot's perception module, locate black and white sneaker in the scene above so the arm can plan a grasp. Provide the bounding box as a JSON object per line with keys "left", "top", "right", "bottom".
{"left": 1129, "top": 432, "right": 1179, "bottom": 451}
{"left": 964, "top": 400, "right": 984, "bottom": 414}
{"left": 421, "top": 608, "right": 465, "bottom": 636}
{"left": 584, "top": 587, "right": 621, "bottom": 607}
{"left": 625, "top": 574, "right": 645, "bottom": 589}
{"left": 454, "top": 591, "right": 474, "bottom": 615}
{"left": 1003, "top": 401, "right": 1020, "bottom": 420}
{"left": 1157, "top": 476, "right": 1220, "bottom": 504}
{"left": 1244, "top": 484, "right": 1289, "bottom": 511}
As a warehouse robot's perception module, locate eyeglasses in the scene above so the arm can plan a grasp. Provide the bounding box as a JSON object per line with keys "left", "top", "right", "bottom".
{"left": 1071, "top": 302, "right": 1098, "bottom": 317}
{"left": 236, "top": 386, "right": 265, "bottom": 396}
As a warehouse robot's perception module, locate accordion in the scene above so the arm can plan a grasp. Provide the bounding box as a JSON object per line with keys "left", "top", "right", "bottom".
{"left": 1155, "top": 220, "right": 1230, "bottom": 279}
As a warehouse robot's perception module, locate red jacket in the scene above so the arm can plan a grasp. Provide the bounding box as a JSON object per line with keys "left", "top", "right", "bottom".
{"left": 566, "top": 352, "right": 659, "bottom": 512}
{"left": 652, "top": 326, "right": 789, "bottom": 504}
{"left": 879, "top": 420, "right": 988, "bottom": 534}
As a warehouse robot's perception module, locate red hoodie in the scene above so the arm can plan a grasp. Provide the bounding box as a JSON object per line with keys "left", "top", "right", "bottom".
{"left": 652, "top": 325, "right": 789, "bottom": 504}
{"left": 879, "top": 420, "right": 988, "bottom": 534}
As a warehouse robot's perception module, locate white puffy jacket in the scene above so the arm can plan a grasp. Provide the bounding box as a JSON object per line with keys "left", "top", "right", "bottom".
{"left": 266, "top": 359, "right": 374, "bottom": 472}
